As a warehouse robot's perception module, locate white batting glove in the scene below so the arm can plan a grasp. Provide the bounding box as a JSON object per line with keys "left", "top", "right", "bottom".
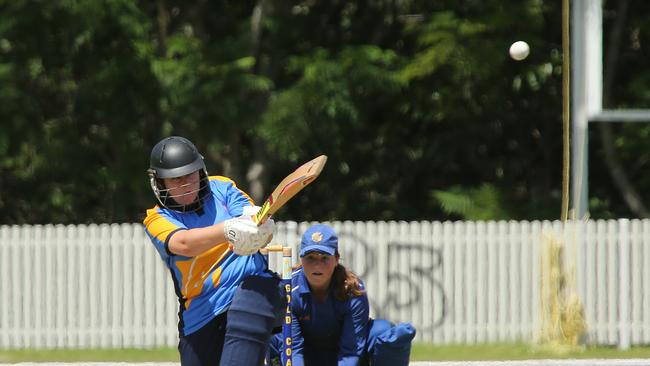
{"left": 223, "top": 209, "right": 274, "bottom": 256}
{"left": 242, "top": 205, "right": 261, "bottom": 217}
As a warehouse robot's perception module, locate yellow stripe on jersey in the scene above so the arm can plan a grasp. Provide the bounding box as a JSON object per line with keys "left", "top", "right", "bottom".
{"left": 212, "top": 266, "right": 223, "bottom": 288}
{"left": 177, "top": 242, "right": 230, "bottom": 309}
{"left": 143, "top": 206, "right": 179, "bottom": 244}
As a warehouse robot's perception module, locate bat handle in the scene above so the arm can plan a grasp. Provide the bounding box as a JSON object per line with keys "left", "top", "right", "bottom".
{"left": 253, "top": 213, "right": 271, "bottom": 226}
{"left": 254, "top": 201, "right": 272, "bottom": 226}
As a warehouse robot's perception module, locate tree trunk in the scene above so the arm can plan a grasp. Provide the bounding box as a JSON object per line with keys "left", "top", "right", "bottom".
{"left": 246, "top": 0, "right": 271, "bottom": 203}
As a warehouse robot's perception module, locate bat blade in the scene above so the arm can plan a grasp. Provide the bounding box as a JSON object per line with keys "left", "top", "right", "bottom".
{"left": 254, "top": 155, "right": 328, "bottom": 225}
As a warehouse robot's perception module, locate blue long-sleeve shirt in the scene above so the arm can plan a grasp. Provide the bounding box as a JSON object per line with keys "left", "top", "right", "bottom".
{"left": 143, "top": 176, "right": 269, "bottom": 336}
{"left": 289, "top": 267, "right": 370, "bottom": 366}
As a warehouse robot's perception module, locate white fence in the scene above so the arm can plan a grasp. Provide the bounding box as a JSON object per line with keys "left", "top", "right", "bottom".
{"left": 1, "top": 219, "right": 649, "bottom": 349}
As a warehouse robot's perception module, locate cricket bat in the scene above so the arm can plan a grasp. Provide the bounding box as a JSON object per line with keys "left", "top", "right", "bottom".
{"left": 254, "top": 155, "right": 328, "bottom": 225}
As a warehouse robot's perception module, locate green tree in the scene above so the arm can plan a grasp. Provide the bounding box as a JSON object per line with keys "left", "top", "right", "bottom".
{"left": 0, "top": 0, "right": 648, "bottom": 224}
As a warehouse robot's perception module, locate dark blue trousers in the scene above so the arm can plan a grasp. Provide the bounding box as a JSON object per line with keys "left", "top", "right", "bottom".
{"left": 267, "top": 318, "right": 415, "bottom": 366}
{"left": 178, "top": 312, "right": 227, "bottom": 366}
{"left": 178, "top": 275, "right": 283, "bottom": 366}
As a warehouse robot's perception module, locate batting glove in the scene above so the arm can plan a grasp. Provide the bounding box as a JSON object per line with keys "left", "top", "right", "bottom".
{"left": 223, "top": 209, "right": 274, "bottom": 256}
{"left": 242, "top": 205, "right": 262, "bottom": 217}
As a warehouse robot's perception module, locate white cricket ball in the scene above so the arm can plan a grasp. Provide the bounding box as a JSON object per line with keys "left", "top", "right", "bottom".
{"left": 509, "top": 41, "right": 530, "bottom": 61}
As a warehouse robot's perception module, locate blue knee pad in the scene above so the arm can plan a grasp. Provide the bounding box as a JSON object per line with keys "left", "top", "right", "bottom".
{"left": 367, "top": 318, "right": 393, "bottom": 352}
{"left": 367, "top": 319, "right": 416, "bottom": 366}
{"left": 219, "top": 275, "right": 283, "bottom": 366}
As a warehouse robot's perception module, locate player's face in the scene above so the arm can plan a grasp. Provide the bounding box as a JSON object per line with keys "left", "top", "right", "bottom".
{"left": 162, "top": 171, "right": 201, "bottom": 205}
{"left": 301, "top": 252, "right": 338, "bottom": 291}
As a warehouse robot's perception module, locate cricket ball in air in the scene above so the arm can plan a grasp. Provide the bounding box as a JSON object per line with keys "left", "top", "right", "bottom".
{"left": 509, "top": 41, "right": 530, "bottom": 61}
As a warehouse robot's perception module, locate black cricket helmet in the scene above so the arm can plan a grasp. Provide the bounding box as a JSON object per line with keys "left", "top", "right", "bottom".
{"left": 148, "top": 136, "right": 210, "bottom": 212}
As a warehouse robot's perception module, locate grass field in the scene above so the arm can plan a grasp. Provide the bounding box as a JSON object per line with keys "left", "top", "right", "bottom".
{"left": 1, "top": 343, "right": 650, "bottom": 363}
{"left": 410, "top": 343, "right": 650, "bottom": 361}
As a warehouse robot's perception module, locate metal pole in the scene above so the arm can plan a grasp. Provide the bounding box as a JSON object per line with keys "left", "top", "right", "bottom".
{"left": 561, "top": 0, "right": 571, "bottom": 221}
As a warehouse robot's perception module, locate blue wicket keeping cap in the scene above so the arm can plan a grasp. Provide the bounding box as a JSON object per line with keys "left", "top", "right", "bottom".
{"left": 299, "top": 224, "right": 338, "bottom": 257}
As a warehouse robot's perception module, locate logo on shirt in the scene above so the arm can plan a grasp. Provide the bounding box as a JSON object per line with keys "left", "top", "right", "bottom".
{"left": 311, "top": 232, "right": 323, "bottom": 243}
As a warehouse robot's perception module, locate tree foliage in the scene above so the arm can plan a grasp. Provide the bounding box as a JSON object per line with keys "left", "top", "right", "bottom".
{"left": 0, "top": 0, "right": 648, "bottom": 224}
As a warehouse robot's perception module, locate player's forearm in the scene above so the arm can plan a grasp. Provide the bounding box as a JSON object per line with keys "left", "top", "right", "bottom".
{"left": 168, "top": 223, "right": 227, "bottom": 257}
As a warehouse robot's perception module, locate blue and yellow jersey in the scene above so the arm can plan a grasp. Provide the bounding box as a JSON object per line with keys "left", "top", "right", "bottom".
{"left": 290, "top": 268, "right": 370, "bottom": 366}
{"left": 143, "top": 176, "right": 269, "bottom": 336}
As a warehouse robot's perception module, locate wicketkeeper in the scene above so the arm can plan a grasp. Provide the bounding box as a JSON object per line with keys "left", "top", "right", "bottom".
{"left": 267, "top": 224, "right": 416, "bottom": 366}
